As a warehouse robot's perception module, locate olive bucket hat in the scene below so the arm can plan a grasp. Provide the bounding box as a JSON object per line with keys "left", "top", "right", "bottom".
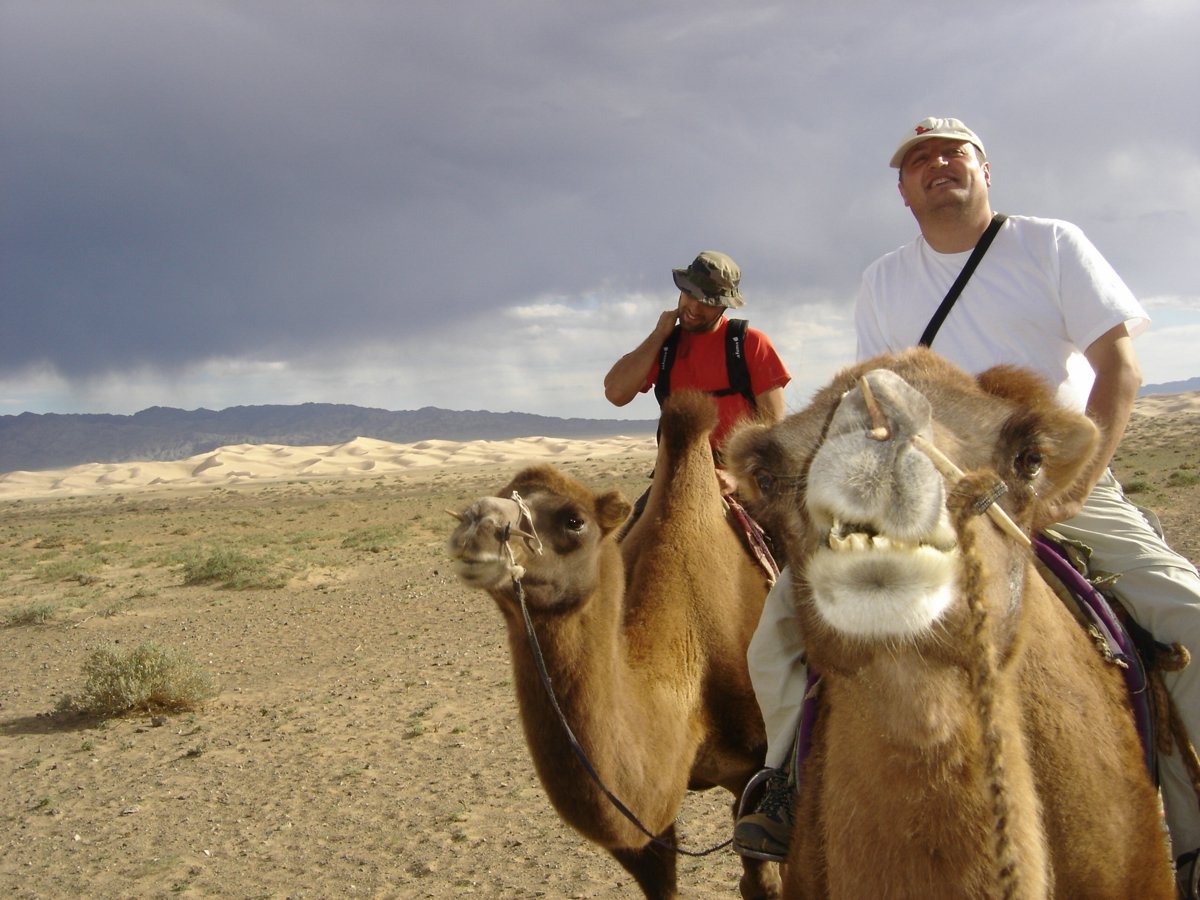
{"left": 671, "top": 250, "right": 746, "bottom": 309}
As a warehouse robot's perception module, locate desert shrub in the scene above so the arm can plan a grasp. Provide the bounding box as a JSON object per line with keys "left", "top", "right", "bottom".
{"left": 1167, "top": 470, "right": 1200, "bottom": 488}
{"left": 57, "top": 642, "right": 216, "bottom": 717}
{"left": 340, "top": 525, "right": 403, "bottom": 553}
{"left": 1121, "top": 478, "right": 1153, "bottom": 495}
{"left": 35, "top": 555, "right": 101, "bottom": 584}
{"left": 178, "top": 545, "right": 287, "bottom": 589}
{"left": 4, "top": 603, "right": 58, "bottom": 626}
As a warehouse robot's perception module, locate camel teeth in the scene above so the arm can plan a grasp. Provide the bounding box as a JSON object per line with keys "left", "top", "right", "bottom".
{"left": 825, "top": 530, "right": 942, "bottom": 555}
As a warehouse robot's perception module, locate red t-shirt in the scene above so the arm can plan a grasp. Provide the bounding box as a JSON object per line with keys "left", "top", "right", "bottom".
{"left": 642, "top": 317, "right": 791, "bottom": 448}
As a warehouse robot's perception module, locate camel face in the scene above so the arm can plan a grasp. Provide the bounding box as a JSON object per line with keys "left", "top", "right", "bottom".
{"left": 447, "top": 464, "right": 632, "bottom": 613}
{"left": 804, "top": 368, "right": 962, "bottom": 638}
{"left": 730, "top": 349, "right": 1098, "bottom": 654}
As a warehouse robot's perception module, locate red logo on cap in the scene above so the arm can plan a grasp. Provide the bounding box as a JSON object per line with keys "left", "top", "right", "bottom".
{"left": 915, "top": 126, "right": 931, "bottom": 135}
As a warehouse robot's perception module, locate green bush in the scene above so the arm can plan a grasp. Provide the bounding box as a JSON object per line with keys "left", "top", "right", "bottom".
{"left": 57, "top": 642, "right": 216, "bottom": 717}
{"left": 1121, "top": 478, "right": 1153, "bottom": 495}
{"left": 1167, "top": 470, "right": 1200, "bottom": 488}
{"left": 340, "top": 525, "right": 402, "bottom": 553}
{"left": 178, "top": 545, "right": 287, "bottom": 589}
{"left": 4, "top": 603, "right": 58, "bottom": 626}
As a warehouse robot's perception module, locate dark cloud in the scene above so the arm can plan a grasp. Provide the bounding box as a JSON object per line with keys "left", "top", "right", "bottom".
{"left": 1, "top": 1, "right": 1197, "bottom": 415}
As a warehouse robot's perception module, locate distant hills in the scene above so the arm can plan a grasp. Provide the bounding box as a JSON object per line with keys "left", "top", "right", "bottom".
{"left": 1140, "top": 376, "right": 1200, "bottom": 397}
{"left": 2, "top": 376, "right": 1195, "bottom": 474}
{"left": 0, "top": 403, "right": 657, "bottom": 474}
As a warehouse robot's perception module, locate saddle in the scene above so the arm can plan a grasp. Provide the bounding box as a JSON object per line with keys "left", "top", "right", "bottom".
{"left": 1035, "top": 531, "right": 1197, "bottom": 792}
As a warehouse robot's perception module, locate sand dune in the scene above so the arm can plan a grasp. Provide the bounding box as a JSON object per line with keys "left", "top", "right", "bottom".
{"left": 0, "top": 434, "right": 658, "bottom": 500}
{"left": 1130, "top": 391, "right": 1200, "bottom": 418}
{"left": 4, "top": 389, "right": 1196, "bottom": 501}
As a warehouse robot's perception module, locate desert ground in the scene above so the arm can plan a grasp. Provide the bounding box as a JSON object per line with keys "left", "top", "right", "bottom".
{"left": 2, "top": 392, "right": 1198, "bottom": 898}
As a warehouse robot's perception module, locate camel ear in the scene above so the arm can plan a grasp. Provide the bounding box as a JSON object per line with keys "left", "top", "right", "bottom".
{"left": 723, "top": 422, "right": 775, "bottom": 503}
{"left": 594, "top": 490, "right": 633, "bottom": 535}
{"left": 1028, "top": 408, "right": 1100, "bottom": 521}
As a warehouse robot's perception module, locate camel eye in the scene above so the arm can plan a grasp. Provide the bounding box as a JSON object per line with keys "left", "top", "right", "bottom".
{"left": 1016, "top": 447, "right": 1043, "bottom": 480}
{"left": 753, "top": 469, "right": 776, "bottom": 496}
{"left": 563, "top": 513, "right": 586, "bottom": 533}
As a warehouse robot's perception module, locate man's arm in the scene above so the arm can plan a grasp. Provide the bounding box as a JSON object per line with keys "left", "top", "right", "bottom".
{"left": 603, "top": 309, "right": 678, "bottom": 406}
{"left": 1053, "top": 322, "right": 1142, "bottom": 520}
{"left": 754, "top": 386, "right": 787, "bottom": 426}
{"left": 1082, "top": 321, "right": 1141, "bottom": 478}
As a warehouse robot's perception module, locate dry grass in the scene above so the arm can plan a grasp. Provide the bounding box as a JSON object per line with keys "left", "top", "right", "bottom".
{"left": 0, "top": 401, "right": 1195, "bottom": 897}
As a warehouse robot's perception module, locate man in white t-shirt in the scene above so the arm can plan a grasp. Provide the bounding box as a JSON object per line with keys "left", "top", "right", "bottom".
{"left": 735, "top": 117, "right": 1200, "bottom": 896}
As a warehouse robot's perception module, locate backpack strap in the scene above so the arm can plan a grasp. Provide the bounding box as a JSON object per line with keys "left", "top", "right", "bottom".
{"left": 653, "top": 318, "right": 757, "bottom": 410}
{"left": 652, "top": 325, "right": 682, "bottom": 407}
{"left": 711, "top": 318, "right": 757, "bottom": 410}
{"left": 919, "top": 212, "right": 1007, "bottom": 348}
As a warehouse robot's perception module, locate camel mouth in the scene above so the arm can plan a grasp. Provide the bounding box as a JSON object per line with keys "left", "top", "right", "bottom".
{"left": 806, "top": 515, "right": 960, "bottom": 638}
{"left": 451, "top": 555, "right": 513, "bottom": 590}
{"left": 825, "top": 517, "right": 958, "bottom": 555}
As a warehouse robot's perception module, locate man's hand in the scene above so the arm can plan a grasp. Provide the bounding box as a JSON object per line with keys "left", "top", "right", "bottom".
{"left": 653, "top": 308, "right": 680, "bottom": 339}
{"left": 716, "top": 466, "right": 738, "bottom": 497}
{"left": 603, "top": 309, "right": 680, "bottom": 407}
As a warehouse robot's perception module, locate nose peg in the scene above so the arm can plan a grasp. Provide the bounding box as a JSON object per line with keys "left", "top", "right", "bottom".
{"left": 858, "top": 375, "right": 891, "bottom": 441}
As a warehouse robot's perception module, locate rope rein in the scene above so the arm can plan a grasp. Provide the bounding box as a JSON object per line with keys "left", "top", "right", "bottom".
{"left": 951, "top": 478, "right": 1022, "bottom": 900}
{"left": 873, "top": 376, "right": 1023, "bottom": 899}
{"left": 500, "top": 492, "right": 731, "bottom": 859}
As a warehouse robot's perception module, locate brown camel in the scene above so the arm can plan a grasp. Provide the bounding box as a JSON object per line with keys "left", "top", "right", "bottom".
{"left": 726, "top": 348, "right": 1174, "bottom": 899}
{"left": 446, "top": 390, "right": 780, "bottom": 899}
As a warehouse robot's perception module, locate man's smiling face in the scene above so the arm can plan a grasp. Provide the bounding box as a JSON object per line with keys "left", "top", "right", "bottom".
{"left": 897, "top": 137, "right": 991, "bottom": 218}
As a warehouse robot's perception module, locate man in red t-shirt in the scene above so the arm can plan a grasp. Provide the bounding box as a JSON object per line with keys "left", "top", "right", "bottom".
{"left": 604, "top": 250, "right": 791, "bottom": 494}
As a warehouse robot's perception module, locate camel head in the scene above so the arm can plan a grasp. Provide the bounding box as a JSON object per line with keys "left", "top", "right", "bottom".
{"left": 727, "top": 347, "right": 1099, "bottom": 673}
{"left": 447, "top": 464, "right": 632, "bottom": 615}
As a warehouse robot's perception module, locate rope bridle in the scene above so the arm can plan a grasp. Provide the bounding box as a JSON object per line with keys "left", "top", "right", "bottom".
{"left": 498, "top": 491, "right": 731, "bottom": 858}
{"left": 860, "top": 375, "right": 1024, "bottom": 899}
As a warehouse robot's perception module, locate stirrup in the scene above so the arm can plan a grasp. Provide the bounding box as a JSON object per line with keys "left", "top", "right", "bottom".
{"left": 737, "top": 767, "right": 781, "bottom": 819}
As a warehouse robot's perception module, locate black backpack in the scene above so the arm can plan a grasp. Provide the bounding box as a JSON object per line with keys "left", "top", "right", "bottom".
{"left": 652, "top": 318, "right": 756, "bottom": 410}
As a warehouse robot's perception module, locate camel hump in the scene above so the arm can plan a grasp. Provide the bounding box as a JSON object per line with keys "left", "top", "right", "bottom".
{"left": 657, "top": 390, "right": 719, "bottom": 461}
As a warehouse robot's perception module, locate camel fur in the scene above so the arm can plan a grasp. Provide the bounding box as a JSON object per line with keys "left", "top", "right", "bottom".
{"left": 727, "top": 348, "right": 1174, "bottom": 899}
{"left": 447, "top": 390, "right": 780, "bottom": 899}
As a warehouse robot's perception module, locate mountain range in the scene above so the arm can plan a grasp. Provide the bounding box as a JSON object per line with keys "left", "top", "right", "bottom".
{"left": 2, "top": 374, "right": 1195, "bottom": 475}
{"left": 0, "top": 403, "right": 657, "bottom": 474}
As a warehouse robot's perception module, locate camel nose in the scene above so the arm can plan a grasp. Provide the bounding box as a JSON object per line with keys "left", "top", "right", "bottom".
{"left": 834, "top": 369, "right": 932, "bottom": 445}
{"left": 447, "top": 496, "right": 524, "bottom": 557}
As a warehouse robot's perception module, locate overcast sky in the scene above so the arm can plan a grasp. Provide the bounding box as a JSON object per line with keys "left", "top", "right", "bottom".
{"left": 3, "top": 0, "right": 1198, "bottom": 423}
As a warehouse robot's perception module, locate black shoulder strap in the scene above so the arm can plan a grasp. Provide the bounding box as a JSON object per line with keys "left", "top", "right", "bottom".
{"left": 918, "top": 213, "right": 1008, "bottom": 348}
{"left": 652, "top": 318, "right": 756, "bottom": 410}
{"left": 713, "top": 318, "right": 756, "bottom": 409}
{"left": 653, "top": 325, "right": 682, "bottom": 407}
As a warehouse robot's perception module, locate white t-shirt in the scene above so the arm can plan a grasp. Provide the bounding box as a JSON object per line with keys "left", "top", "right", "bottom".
{"left": 854, "top": 215, "right": 1149, "bottom": 412}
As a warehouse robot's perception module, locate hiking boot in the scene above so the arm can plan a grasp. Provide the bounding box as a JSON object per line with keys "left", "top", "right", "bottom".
{"left": 732, "top": 767, "right": 794, "bottom": 862}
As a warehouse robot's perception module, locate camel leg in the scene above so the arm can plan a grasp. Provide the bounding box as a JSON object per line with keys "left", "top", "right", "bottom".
{"left": 738, "top": 854, "right": 782, "bottom": 899}
{"left": 609, "top": 826, "right": 678, "bottom": 900}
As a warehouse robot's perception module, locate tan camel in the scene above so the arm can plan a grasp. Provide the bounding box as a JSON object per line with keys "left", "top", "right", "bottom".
{"left": 446, "top": 390, "right": 780, "bottom": 899}
{"left": 727, "top": 348, "right": 1174, "bottom": 899}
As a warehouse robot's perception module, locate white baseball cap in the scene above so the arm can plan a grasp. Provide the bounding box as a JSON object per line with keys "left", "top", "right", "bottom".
{"left": 890, "top": 117, "right": 987, "bottom": 168}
